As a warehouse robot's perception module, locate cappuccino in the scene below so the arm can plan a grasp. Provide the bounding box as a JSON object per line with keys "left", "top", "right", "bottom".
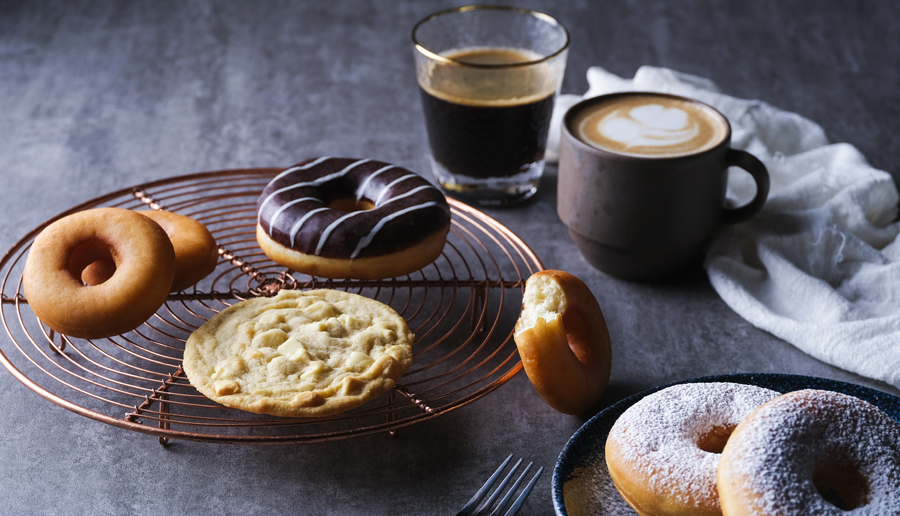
{"left": 569, "top": 93, "right": 728, "bottom": 157}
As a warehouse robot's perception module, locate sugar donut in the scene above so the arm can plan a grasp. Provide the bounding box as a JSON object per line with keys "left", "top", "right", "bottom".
{"left": 256, "top": 157, "right": 451, "bottom": 279}
{"left": 605, "top": 382, "right": 781, "bottom": 516}
{"left": 23, "top": 207, "right": 175, "bottom": 339}
{"left": 718, "top": 389, "right": 900, "bottom": 515}
{"left": 513, "top": 270, "right": 612, "bottom": 415}
{"left": 82, "top": 211, "right": 218, "bottom": 292}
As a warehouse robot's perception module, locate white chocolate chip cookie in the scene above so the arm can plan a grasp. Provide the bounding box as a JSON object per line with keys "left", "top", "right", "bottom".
{"left": 182, "top": 289, "right": 414, "bottom": 417}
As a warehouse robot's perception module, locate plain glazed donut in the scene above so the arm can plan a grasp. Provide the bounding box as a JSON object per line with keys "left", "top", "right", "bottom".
{"left": 604, "top": 382, "right": 781, "bottom": 516}
{"left": 23, "top": 207, "right": 175, "bottom": 339}
{"left": 513, "top": 270, "right": 612, "bottom": 415}
{"left": 82, "top": 210, "right": 218, "bottom": 292}
{"left": 718, "top": 389, "right": 900, "bottom": 516}
{"left": 256, "top": 157, "right": 451, "bottom": 279}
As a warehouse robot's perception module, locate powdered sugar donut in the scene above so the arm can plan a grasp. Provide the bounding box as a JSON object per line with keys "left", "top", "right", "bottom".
{"left": 718, "top": 389, "right": 900, "bottom": 515}
{"left": 605, "top": 382, "right": 781, "bottom": 516}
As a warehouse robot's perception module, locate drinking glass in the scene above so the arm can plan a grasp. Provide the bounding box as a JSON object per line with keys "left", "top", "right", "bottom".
{"left": 413, "top": 6, "right": 568, "bottom": 206}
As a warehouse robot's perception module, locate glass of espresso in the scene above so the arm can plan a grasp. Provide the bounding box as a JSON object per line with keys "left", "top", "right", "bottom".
{"left": 412, "top": 6, "right": 568, "bottom": 206}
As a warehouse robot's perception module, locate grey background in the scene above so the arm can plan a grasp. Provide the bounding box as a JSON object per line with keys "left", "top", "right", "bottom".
{"left": 1, "top": 1, "right": 898, "bottom": 515}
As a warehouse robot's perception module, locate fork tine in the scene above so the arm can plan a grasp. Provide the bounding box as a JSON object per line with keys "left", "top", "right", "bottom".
{"left": 474, "top": 458, "right": 523, "bottom": 516}
{"left": 486, "top": 462, "right": 533, "bottom": 516}
{"left": 456, "top": 454, "right": 513, "bottom": 516}
{"left": 500, "top": 465, "right": 544, "bottom": 516}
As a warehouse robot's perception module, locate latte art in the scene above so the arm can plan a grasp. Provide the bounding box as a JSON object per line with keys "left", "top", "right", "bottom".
{"left": 597, "top": 104, "right": 700, "bottom": 148}
{"left": 570, "top": 94, "right": 728, "bottom": 157}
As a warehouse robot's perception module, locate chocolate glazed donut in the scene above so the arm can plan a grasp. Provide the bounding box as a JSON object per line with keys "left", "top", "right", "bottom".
{"left": 256, "top": 157, "right": 451, "bottom": 279}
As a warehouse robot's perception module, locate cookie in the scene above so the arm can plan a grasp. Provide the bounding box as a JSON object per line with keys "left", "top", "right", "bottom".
{"left": 183, "top": 289, "right": 414, "bottom": 417}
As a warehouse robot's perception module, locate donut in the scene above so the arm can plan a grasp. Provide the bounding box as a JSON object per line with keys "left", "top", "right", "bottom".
{"left": 718, "top": 389, "right": 900, "bottom": 515}
{"left": 513, "top": 269, "right": 612, "bottom": 415}
{"left": 604, "top": 382, "right": 781, "bottom": 516}
{"left": 81, "top": 210, "right": 218, "bottom": 292}
{"left": 256, "top": 157, "right": 451, "bottom": 279}
{"left": 23, "top": 207, "right": 176, "bottom": 339}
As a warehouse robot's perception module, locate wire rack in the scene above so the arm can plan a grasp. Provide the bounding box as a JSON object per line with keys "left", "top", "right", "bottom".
{"left": 0, "top": 168, "right": 543, "bottom": 445}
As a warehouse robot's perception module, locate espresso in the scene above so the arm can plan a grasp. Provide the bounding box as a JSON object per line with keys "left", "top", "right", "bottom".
{"left": 569, "top": 93, "right": 728, "bottom": 157}
{"left": 419, "top": 47, "right": 558, "bottom": 179}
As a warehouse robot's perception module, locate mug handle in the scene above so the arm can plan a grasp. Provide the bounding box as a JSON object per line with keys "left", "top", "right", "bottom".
{"left": 721, "top": 149, "right": 770, "bottom": 225}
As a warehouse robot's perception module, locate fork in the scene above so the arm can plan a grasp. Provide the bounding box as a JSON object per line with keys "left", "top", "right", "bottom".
{"left": 456, "top": 454, "right": 545, "bottom": 516}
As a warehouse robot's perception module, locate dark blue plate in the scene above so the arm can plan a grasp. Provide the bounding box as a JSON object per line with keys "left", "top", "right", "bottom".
{"left": 551, "top": 373, "right": 900, "bottom": 516}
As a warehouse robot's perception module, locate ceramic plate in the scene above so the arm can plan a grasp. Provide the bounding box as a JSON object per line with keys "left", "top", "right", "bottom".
{"left": 551, "top": 373, "right": 900, "bottom": 516}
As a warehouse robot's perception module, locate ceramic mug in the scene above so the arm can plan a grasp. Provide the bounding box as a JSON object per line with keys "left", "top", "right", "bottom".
{"left": 557, "top": 91, "right": 770, "bottom": 281}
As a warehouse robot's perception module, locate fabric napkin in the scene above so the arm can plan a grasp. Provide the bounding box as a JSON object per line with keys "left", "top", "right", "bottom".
{"left": 548, "top": 66, "right": 900, "bottom": 390}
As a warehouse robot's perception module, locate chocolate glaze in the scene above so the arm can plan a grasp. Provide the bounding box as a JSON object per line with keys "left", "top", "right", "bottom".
{"left": 257, "top": 158, "right": 451, "bottom": 260}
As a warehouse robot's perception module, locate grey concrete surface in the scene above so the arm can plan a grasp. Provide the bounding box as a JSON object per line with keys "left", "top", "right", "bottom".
{"left": 1, "top": 1, "right": 898, "bottom": 515}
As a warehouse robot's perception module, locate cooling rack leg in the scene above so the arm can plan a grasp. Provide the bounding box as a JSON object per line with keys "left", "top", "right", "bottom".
{"left": 48, "top": 329, "right": 65, "bottom": 353}
{"left": 470, "top": 284, "right": 487, "bottom": 335}
{"left": 387, "top": 390, "right": 397, "bottom": 437}
{"left": 123, "top": 368, "right": 183, "bottom": 446}
{"left": 158, "top": 392, "right": 170, "bottom": 446}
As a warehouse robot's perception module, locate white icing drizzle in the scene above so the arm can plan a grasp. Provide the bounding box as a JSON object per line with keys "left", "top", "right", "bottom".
{"left": 313, "top": 184, "right": 441, "bottom": 256}
{"left": 288, "top": 207, "right": 330, "bottom": 248}
{"left": 259, "top": 158, "right": 371, "bottom": 228}
{"left": 380, "top": 184, "right": 439, "bottom": 206}
{"left": 270, "top": 156, "right": 331, "bottom": 184}
{"left": 355, "top": 164, "right": 396, "bottom": 201}
{"left": 268, "top": 197, "right": 323, "bottom": 235}
{"left": 314, "top": 211, "right": 363, "bottom": 256}
{"left": 374, "top": 174, "right": 417, "bottom": 206}
{"left": 351, "top": 202, "right": 439, "bottom": 259}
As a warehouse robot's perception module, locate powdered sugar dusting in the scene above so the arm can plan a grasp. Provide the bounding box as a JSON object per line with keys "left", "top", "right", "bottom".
{"left": 563, "top": 463, "right": 637, "bottom": 516}
{"left": 719, "top": 389, "right": 900, "bottom": 515}
{"left": 605, "top": 382, "right": 780, "bottom": 513}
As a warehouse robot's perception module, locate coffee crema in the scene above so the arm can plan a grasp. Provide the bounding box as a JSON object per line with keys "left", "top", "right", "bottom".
{"left": 421, "top": 47, "right": 558, "bottom": 106}
{"left": 569, "top": 93, "right": 728, "bottom": 158}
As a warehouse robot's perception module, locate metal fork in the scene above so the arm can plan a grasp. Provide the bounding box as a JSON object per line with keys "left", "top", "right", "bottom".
{"left": 456, "top": 454, "right": 545, "bottom": 516}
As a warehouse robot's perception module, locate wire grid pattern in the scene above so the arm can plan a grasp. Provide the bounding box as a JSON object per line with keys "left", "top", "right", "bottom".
{"left": 0, "top": 168, "right": 543, "bottom": 444}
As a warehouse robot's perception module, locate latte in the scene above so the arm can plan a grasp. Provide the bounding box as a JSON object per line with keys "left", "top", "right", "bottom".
{"left": 569, "top": 93, "right": 728, "bottom": 157}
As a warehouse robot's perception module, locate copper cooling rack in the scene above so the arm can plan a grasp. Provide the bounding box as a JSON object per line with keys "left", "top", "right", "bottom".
{"left": 0, "top": 168, "right": 543, "bottom": 445}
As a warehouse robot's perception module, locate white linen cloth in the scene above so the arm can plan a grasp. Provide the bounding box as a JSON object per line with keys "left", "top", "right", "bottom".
{"left": 548, "top": 66, "right": 900, "bottom": 389}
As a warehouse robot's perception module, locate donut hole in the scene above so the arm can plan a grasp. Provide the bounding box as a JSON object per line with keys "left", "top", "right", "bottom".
{"left": 696, "top": 425, "right": 735, "bottom": 454}
{"left": 327, "top": 197, "right": 375, "bottom": 212}
{"left": 67, "top": 239, "right": 117, "bottom": 286}
{"left": 81, "top": 259, "right": 117, "bottom": 285}
{"left": 812, "top": 455, "right": 869, "bottom": 510}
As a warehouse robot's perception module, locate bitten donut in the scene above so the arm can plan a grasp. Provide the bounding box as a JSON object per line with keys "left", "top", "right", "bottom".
{"left": 256, "top": 157, "right": 451, "bottom": 279}
{"left": 23, "top": 207, "right": 175, "bottom": 339}
{"left": 718, "top": 389, "right": 900, "bottom": 516}
{"left": 605, "top": 382, "right": 781, "bottom": 516}
{"left": 82, "top": 210, "right": 218, "bottom": 292}
{"left": 513, "top": 270, "right": 612, "bottom": 415}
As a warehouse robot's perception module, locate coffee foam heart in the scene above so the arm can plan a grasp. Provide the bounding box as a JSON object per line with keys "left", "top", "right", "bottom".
{"left": 571, "top": 94, "right": 727, "bottom": 157}
{"left": 598, "top": 105, "right": 701, "bottom": 148}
